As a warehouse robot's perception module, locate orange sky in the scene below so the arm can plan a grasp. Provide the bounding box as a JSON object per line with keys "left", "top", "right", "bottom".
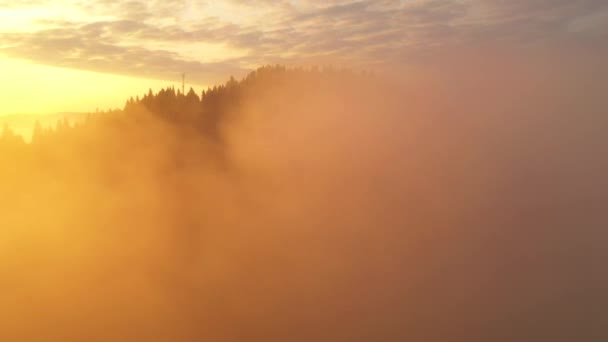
{"left": 0, "top": 57, "right": 184, "bottom": 114}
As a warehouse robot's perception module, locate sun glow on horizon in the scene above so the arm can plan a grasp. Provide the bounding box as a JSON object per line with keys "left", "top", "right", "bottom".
{"left": 0, "top": 56, "right": 206, "bottom": 116}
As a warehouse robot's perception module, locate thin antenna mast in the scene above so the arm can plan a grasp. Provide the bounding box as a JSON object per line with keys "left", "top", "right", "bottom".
{"left": 182, "top": 73, "right": 185, "bottom": 95}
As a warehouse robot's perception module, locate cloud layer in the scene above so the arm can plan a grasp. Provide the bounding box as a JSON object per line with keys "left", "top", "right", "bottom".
{"left": 0, "top": 0, "right": 606, "bottom": 84}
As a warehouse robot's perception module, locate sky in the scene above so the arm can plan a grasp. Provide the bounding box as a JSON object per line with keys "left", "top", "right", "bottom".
{"left": 0, "top": 0, "right": 607, "bottom": 115}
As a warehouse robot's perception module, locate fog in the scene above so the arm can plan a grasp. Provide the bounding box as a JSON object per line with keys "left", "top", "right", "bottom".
{"left": 0, "top": 56, "right": 606, "bottom": 341}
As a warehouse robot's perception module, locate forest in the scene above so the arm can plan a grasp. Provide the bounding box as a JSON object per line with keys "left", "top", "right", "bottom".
{"left": 0, "top": 65, "right": 606, "bottom": 341}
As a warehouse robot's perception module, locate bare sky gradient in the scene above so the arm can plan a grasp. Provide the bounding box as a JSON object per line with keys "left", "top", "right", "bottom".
{"left": 0, "top": 0, "right": 607, "bottom": 113}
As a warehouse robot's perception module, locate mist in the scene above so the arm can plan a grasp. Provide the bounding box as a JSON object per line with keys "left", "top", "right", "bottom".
{"left": 0, "top": 55, "right": 607, "bottom": 342}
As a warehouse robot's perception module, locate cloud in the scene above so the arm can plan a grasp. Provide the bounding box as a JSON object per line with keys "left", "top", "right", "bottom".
{"left": 0, "top": 0, "right": 46, "bottom": 8}
{"left": 0, "top": 0, "right": 606, "bottom": 83}
{"left": 0, "top": 22, "right": 247, "bottom": 84}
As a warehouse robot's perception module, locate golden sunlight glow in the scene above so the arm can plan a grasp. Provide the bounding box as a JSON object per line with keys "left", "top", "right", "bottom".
{"left": 0, "top": 0, "right": 606, "bottom": 340}
{"left": 0, "top": 56, "right": 201, "bottom": 115}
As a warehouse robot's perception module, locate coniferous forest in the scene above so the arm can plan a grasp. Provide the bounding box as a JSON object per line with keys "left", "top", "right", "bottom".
{"left": 1, "top": 65, "right": 607, "bottom": 341}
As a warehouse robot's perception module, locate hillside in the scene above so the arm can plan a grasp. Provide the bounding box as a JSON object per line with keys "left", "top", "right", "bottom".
{"left": 0, "top": 65, "right": 606, "bottom": 341}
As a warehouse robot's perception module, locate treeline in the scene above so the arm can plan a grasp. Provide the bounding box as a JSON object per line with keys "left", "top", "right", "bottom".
{"left": 0, "top": 65, "right": 372, "bottom": 151}
{"left": 0, "top": 64, "right": 379, "bottom": 226}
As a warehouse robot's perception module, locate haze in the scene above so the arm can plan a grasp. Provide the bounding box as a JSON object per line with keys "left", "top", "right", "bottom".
{"left": 0, "top": 1, "right": 607, "bottom": 341}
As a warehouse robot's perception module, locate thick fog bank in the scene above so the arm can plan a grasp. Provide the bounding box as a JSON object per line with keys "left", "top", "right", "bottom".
{"left": 0, "top": 61, "right": 606, "bottom": 341}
